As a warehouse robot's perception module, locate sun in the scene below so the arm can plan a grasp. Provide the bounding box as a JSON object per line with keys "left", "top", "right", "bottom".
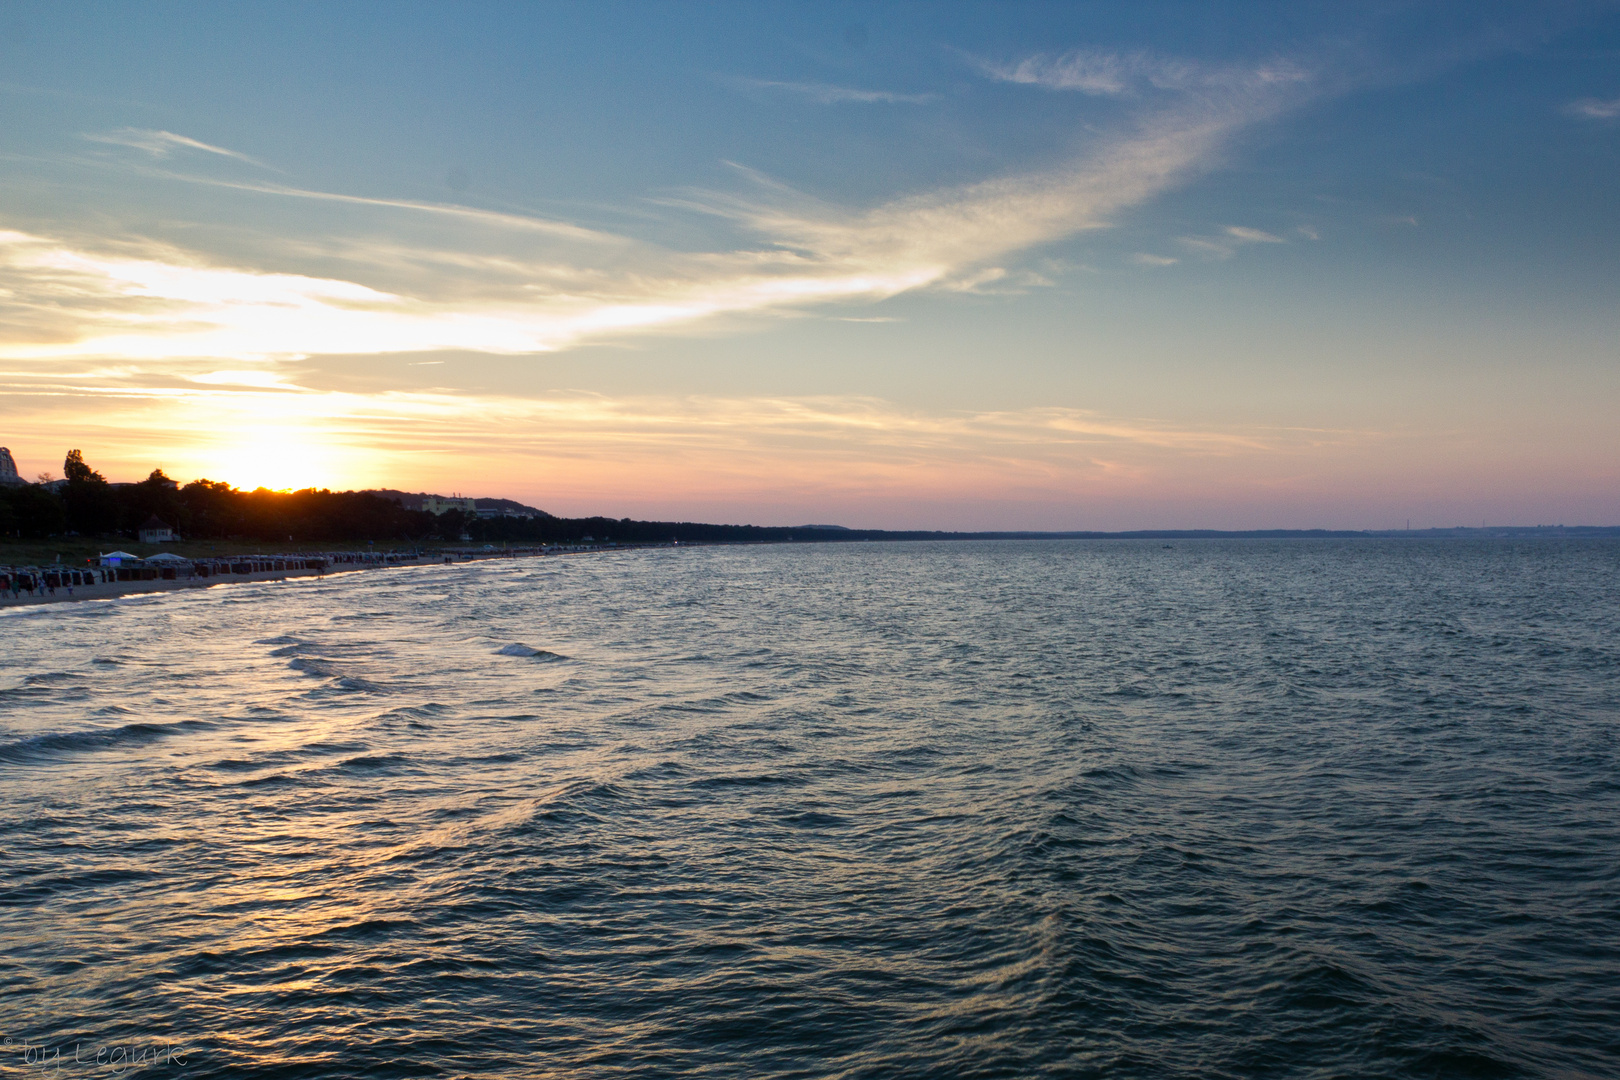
{"left": 204, "top": 429, "right": 352, "bottom": 492}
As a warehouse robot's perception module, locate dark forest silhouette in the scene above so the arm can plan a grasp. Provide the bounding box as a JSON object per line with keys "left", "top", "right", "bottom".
{"left": 0, "top": 450, "right": 883, "bottom": 546}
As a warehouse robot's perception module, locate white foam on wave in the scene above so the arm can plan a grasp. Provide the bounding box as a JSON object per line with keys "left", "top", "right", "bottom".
{"left": 495, "top": 643, "right": 569, "bottom": 660}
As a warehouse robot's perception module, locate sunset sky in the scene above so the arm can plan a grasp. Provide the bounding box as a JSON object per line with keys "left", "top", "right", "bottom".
{"left": 1, "top": 2, "right": 1617, "bottom": 529}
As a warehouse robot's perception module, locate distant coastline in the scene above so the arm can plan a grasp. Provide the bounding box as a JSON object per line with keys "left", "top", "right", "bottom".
{"left": 905, "top": 525, "right": 1620, "bottom": 540}
{"left": 7, "top": 453, "right": 1616, "bottom": 555}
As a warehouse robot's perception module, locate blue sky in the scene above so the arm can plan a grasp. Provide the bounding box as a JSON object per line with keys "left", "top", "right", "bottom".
{"left": 1, "top": 2, "right": 1616, "bottom": 528}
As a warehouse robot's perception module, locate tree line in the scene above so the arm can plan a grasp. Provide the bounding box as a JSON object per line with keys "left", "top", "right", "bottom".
{"left": 0, "top": 451, "right": 445, "bottom": 542}
{"left": 0, "top": 450, "right": 924, "bottom": 546}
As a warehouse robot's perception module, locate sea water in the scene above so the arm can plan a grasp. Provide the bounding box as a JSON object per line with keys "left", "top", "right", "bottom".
{"left": 1, "top": 539, "right": 1616, "bottom": 1078}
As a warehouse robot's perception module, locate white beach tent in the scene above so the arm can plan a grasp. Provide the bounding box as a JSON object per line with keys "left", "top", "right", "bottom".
{"left": 145, "top": 553, "right": 192, "bottom": 565}
{"left": 99, "top": 551, "right": 139, "bottom": 566}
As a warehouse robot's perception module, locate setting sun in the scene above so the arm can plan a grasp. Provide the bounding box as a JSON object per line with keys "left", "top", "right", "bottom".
{"left": 201, "top": 429, "right": 353, "bottom": 492}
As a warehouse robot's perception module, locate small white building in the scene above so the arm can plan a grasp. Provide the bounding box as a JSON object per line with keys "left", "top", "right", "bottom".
{"left": 138, "top": 516, "right": 177, "bottom": 544}
{"left": 422, "top": 496, "right": 479, "bottom": 516}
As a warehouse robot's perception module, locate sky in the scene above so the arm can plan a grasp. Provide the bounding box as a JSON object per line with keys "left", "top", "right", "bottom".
{"left": 0, "top": 1, "right": 1617, "bottom": 530}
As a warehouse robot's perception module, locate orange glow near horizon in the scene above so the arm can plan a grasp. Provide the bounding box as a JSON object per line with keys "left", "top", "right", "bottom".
{"left": 1, "top": 381, "right": 1614, "bottom": 530}
{"left": 201, "top": 431, "right": 356, "bottom": 492}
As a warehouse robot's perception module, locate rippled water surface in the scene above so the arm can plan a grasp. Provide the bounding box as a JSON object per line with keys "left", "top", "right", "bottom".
{"left": 2, "top": 540, "right": 1617, "bottom": 1078}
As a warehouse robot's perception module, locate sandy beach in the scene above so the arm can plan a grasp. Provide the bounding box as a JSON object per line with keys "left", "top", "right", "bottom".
{"left": 0, "top": 545, "right": 610, "bottom": 609}
{"left": 0, "top": 565, "right": 345, "bottom": 609}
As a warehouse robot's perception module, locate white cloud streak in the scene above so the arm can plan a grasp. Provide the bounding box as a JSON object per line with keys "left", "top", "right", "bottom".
{"left": 1224, "top": 225, "right": 1285, "bottom": 244}
{"left": 732, "top": 78, "right": 934, "bottom": 104}
{"left": 1566, "top": 96, "right": 1620, "bottom": 119}
{"left": 161, "top": 175, "right": 621, "bottom": 243}
{"left": 83, "top": 128, "right": 267, "bottom": 167}
{"left": 1176, "top": 224, "right": 1288, "bottom": 259}
{"left": 977, "top": 49, "right": 1309, "bottom": 97}
{"left": 979, "top": 49, "right": 1188, "bottom": 95}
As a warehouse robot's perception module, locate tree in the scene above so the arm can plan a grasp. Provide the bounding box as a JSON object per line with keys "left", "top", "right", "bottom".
{"left": 63, "top": 449, "right": 103, "bottom": 484}
{"left": 61, "top": 449, "right": 116, "bottom": 535}
{"left": 180, "top": 479, "right": 239, "bottom": 537}
{"left": 118, "top": 468, "right": 186, "bottom": 534}
{"left": 0, "top": 483, "right": 65, "bottom": 538}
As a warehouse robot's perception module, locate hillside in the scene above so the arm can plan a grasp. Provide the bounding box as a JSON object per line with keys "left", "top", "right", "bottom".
{"left": 365, "top": 489, "right": 554, "bottom": 519}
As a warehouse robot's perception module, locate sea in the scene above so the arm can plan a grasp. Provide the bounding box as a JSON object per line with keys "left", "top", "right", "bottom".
{"left": 1, "top": 539, "right": 1616, "bottom": 1079}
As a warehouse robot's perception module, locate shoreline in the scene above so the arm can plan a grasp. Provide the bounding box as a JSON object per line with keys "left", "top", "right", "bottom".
{"left": 0, "top": 565, "right": 345, "bottom": 609}
{"left": 0, "top": 544, "right": 628, "bottom": 610}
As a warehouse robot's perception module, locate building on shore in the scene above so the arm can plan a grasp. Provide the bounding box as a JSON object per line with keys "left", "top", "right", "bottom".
{"left": 422, "top": 496, "right": 479, "bottom": 515}
{"left": 0, "top": 447, "right": 25, "bottom": 486}
{"left": 138, "top": 516, "right": 177, "bottom": 544}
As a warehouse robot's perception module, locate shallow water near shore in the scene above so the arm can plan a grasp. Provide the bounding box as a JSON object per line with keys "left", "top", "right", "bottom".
{"left": 1, "top": 539, "right": 1617, "bottom": 1078}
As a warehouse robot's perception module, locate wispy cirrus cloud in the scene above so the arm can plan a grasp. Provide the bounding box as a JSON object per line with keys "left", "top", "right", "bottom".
{"left": 0, "top": 357, "right": 1341, "bottom": 501}
{"left": 2, "top": 51, "right": 1315, "bottom": 366}
{"left": 169, "top": 175, "right": 623, "bottom": 243}
{"left": 977, "top": 48, "right": 1308, "bottom": 97}
{"left": 730, "top": 77, "right": 934, "bottom": 104}
{"left": 978, "top": 49, "right": 1191, "bottom": 95}
{"left": 83, "top": 127, "right": 268, "bottom": 167}
{"left": 1224, "top": 226, "right": 1285, "bottom": 244}
{"left": 1566, "top": 96, "right": 1620, "bottom": 119}
{"left": 1177, "top": 224, "right": 1287, "bottom": 259}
